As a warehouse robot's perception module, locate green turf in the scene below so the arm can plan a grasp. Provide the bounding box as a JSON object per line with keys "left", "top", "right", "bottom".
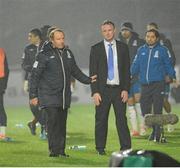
{"left": 0, "top": 104, "right": 180, "bottom": 166}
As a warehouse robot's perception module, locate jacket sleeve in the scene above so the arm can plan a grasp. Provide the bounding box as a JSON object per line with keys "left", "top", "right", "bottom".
{"left": 29, "top": 52, "right": 46, "bottom": 99}
{"left": 162, "top": 48, "right": 176, "bottom": 79}
{"left": 70, "top": 50, "right": 91, "bottom": 84}
{"left": 121, "top": 44, "right": 130, "bottom": 91}
{"left": 165, "top": 39, "right": 176, "bottom": 67}
{"left": 89, "top": 46, "right": 99, "bottom": 95}
{"left": 131, "top": 50, "right": 140, "bottom": 76}
{"left": 0, "top": 50, "right": 9, "bottom": 93}
{"left": 21, "top": 48, "right": 32, "bottom": 73}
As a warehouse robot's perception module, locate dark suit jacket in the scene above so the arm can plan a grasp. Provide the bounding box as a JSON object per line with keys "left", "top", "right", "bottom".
{"left": 89, "top": 40, "right": 130, "bottom": 96}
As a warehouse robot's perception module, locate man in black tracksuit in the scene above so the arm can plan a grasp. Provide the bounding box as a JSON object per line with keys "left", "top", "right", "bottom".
{"left": 22, "top": 28, "right": 47, "bottom": 138}
{"left": 29, "top": 28, "right": 96, "bottom": 157}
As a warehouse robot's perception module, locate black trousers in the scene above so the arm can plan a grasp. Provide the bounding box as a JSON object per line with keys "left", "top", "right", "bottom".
{"left": 140, "top": 81, "right": 165, "bottom": 140}
{"left": 45, "top": 107, "right": 68, "bottom": 154}
{"left": 30, "top": 104, "right": 47, "bottom": 126}
{"left": 140, "top": 81, "right": 165, "bottom": 116}
{"left": 0, "top": 93, "right": 7, "bottom": 126}
{"left": 95, "top": 86, "right": 131, "bottom": 151}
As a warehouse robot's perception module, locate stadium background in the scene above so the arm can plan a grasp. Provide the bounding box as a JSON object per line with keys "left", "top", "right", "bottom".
{"left": 0, "top": 0, "right": 179, "bottom": 106}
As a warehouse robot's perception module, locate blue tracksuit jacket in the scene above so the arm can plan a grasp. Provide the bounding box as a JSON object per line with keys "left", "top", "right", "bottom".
{"left": 131, "top": 42, "right": 176, "bottom": 84}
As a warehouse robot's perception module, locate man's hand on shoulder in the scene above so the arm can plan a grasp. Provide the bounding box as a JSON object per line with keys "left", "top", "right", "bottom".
{"left": 90, "top": 75, "right": 97, "bottom": 83}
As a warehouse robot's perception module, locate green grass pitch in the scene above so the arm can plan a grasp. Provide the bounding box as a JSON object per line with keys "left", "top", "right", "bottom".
{"left": 0, "top": 104, "right": 180, "bottom": 166}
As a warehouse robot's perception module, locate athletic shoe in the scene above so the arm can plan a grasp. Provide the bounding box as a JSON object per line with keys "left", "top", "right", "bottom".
{"left": 27, "top": 122, "right": 36, "bottom": 135}
{"left": 140, "top": 127, "right": 146, "bottom": 136}
{"left": 40, "top": 132, "right": 47, "bottom": 140}
{"left": 0, "top": 136, "right": 13, "bottom": 142}
{"left": 131, "top": 130, "right": 140, "bottom": 137}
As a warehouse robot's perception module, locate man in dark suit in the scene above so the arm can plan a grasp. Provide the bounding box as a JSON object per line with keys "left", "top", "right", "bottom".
{"left": 89, "top": 20, "right": 131, "bottom": 155}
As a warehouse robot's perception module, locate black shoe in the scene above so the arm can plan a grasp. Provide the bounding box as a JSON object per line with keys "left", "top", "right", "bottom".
{"left": 59, "top": 153, "right": 70, "bottom": 157}
{"left": 97, "top": 150, "right": 106, "bottom": 155}
{"left": 27, "top": 122, "right": 36, "bottom": 135}
{"left": 49, "top": 153, "right": 59, "bottom": 157}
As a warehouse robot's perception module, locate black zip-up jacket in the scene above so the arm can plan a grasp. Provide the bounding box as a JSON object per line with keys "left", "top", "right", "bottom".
{"left": 159, "top": 33, "right": 176, "bottom": 67}
{"left": 118, "top": 32, "right": 145, "bottom": 64}
{"left": 29, "top": 42, "right": 91, "bottom": 109}
{"left": 22, "top": 42, "right": 45, "bottom": 80}
{"left": 118, "top": 32, "right": 145, "bottom": 84}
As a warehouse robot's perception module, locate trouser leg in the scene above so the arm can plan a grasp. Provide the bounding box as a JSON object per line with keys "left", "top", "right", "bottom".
{"left": 95, "top": 90, "right": 111, "bottom": 151}
{"left": 112, "top": 88, "right": 131, "bottom": 150}
{"left": 46, "top": 107, "right": 68, "bottom": 154}
{"left": 0, "top": 93, "right": 7, "bottom": 126}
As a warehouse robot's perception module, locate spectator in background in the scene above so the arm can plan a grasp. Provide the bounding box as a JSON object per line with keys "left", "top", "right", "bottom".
{"left": 146, "top": 22, "right": 176, "bottom": 132}
{"left": 118, "top": 22, "right": 145, "bottom": 136}
{"left": 0, "top": 48, "right": 10, "bottom": 141}
{"left": 40, "top": 25, "right": 51, "bottom": 42}
{"left": 29, "top": 27, "right": 96, "bottom": 157}
{"left": 131, "top": 29, "right": 176, "bottom": 142}
{"left": 89, "top": 20, "right": 131, "bottom": 155}
{"left": 21, "top": 28, "right": 47, "bottom": 139}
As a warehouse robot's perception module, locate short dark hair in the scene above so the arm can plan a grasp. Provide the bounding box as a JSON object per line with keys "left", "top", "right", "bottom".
{"left": 101, "top": 20, "right": 115, "bottom": 28}
{"left": 40, "top": 25, "right": 51, "bottom": 41}
{"left": 30, "top": 28, "right": 42, "bottom": 39}
{"left": 146, "top": 29, "right": 160, "bottom": 38}
{"left": 147, "top": 22, "right": 159, "bottom": 30}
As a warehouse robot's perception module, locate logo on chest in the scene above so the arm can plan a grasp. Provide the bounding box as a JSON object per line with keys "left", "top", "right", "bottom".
{"left": 154, "top": 51, "right": 159, "bottom": 58}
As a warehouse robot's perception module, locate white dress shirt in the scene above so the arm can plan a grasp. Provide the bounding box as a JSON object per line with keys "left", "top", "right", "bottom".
{"left": 104, "top": 39, "right": 120, "bottom": 85}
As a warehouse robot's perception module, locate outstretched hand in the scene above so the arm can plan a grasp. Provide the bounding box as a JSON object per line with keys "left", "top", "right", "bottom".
{"left": 90, "top": 75, "right": 97, "bottom": 83}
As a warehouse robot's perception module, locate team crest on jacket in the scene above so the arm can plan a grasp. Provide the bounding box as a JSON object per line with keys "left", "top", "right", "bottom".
{"left": 50, "top": 55, "right": 55, "bottom": 59}
{"left": 154, "top": 51, "right": 159, "bottom": 58}
{"left": 30, "top": 48, "right": 35, "bottom": 52}
{"left": 132, "top": 40, "right": 137, "bottom": 46}
{"left": 141, "top": 52, "right": 145, "bottom": 55}
{"left": 33, "top": 61, "right": 38, "bottom": 68}
{"left": 160, "top": 40, "right": 164, "bottom": 45}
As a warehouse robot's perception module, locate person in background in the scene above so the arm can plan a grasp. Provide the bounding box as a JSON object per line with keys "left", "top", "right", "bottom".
{"left": 118, "top": 22, "right": 145, "bottom": 136}
{"left": 146, "top": 22, "right": 176, "bottom": 132}
{"left": 29, "top": 27, "right": 97, "bottom": 157}
{"left": 89, "top": 20, "right": 131, "bottom": 155}
{"left": 22, "top": 28, "right": 47, "bottom": 139}
{"left": 0, "top": 48, "right": 10, "bottom": 141}
{"left": 131, "top": 29, "right": 176, "bottom": 142}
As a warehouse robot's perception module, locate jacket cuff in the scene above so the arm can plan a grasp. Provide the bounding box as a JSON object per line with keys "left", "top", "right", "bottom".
{"left": 29, "top": 93, "right": 37, "bottom": 99}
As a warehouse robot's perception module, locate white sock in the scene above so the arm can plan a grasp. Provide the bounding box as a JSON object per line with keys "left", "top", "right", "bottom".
{"left": 135, "top": 103, "right": 145, "bottom": 128}
{"left": 128, "top": 105, "right": 138, "bottom": 132}
{"left": 0, "top": 126, "right": 6, "bottom": 136}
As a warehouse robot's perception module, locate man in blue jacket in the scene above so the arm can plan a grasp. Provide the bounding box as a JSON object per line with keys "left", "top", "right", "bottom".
{"left": 147, "top": 22, "right": 176, "bottom": 132}
{"left": 131, "top": 29, "right": 176, "bottom": 142}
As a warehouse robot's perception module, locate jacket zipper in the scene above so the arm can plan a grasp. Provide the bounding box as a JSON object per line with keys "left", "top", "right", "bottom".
{"left": 57, "top": 49, "right": 66, "bottom": 110}
{"left": 146, "top": 48, "right": 152, "bottom": 84}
